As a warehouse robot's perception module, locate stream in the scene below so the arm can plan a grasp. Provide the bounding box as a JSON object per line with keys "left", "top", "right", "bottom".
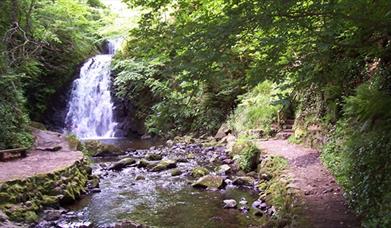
{"left": 45, "top": 38, "right": 266, "bottom": 227}
{"left": 35, "top": 140, "right": 266, "bottom": 227}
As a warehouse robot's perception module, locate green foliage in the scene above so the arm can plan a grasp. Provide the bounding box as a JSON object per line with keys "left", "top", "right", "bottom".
{"left": 66, "top": 134, "right": 82, "bottom": 151}
{"left": 228, "top": 81, "right": 285, "bottom": 135}
{"left": 231, "top": 135, "right": 260, "bottom": 172}
{"left": 322, "top": 82, "right": 391, "bottom": 227}
{"left": 0, "top": 0, "right": 109, "bottom": 149}
{"left": 0, "top": 74, "right": 33, "bottom": 149}
{"left": 257, "top": 156, "right": 303, "bottom": 227}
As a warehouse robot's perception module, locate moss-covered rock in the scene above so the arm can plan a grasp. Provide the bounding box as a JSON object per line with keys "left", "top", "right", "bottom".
{"left": 0, "top": 159, "right": 92, "bottom": 224}
{"left": 190, "top": 167, "right": 209, "bottom": 178}
{"left": 171, "top": 168, "right": 182, "bottom": 176}
{"left": 231, "top": 138, "right": 260, "bottom": 172}
{"left": 232, "top": 176, "right": 255, "bottom": 186}
{"left": 83, "top": 140, "right": 124, "bottom": 157}
{"left": 137, "top": 159, "right": 159, "bottom": 169}
{"left": 109, "top": 158, "right": 136, "bottom": 171}
{"left": 145, "top": 153, "right": 163, "bottom": 161}
{"left": 192, "top": 175, "right": 225, "bottom": 189}
{"left": 151, "top": 160, "right": 177, "bottom": 172}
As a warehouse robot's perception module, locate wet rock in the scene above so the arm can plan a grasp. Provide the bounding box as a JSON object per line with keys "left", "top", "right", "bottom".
{"left": 166, "top": 140, "right": 174, "bottom": 147}
{"left": 217, "top": 164, "right": 231, "bottom": 175}
{"left": 145, "top": 153, "right": 162, "bottom": 161}
{"left": 223, "top": 199, "right": 237, "bottom": 209}
{"left": 224, "top": 179, "right": 233, "bottom": 185}
{"left": 223, "top": 159, "right": 233, "bottom": 164}
{"left": 91, "top": 188, "right": 101, "bottom": 193}
{"left": 259, "top": 202, "right": 268, "bottom": 211}
{"left": 171, "top": 168, "right": 182, "bottom": 176}
{"left": 151, "top": 160, "right": 177, "bottom": 172}
{"left": 135, "top": 175, "right": 145, "bottom": 180}
{"left": 240, "top": 205, "right": 250, "bottom": 213}
{"left": 232, "top": 176, "right": 255, "bottom": 186}
{"left": 109, "top": 158, "right": 136, "bottom": 171}
{"left": 42, "top": 209, "right": 64, "bottom": 221}
{"left": 190, "top": 167, "right": 209, "bottom": 178}
{"left": 87, "top": 175, "right": 100, "bottom": 189}
{"left": 252, "top": 200, "right": 262, "bottom": 209}
{"left": 209, "top": 154, "right": 219, "bottom": 163}
{"left": 239, "top": 198, "right": 248, "bottom": 206}
{"left": 192, "top": 175, "right": 225, "bottom": 189}
{"left": 176, "top": 157, "right": 188, "bottom": 163}
{"left": 84, "top": 141, "right": 124, "bottom": 157}
{"left": 137, "top": 159, "right": 159, "bottom": 169}
{"left": 186, "top": 153, "right": 195, "bottom": 159}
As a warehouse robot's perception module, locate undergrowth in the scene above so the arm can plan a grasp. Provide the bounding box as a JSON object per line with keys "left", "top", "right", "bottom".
{"left": 228, "top": 81, "right": 285, "bottom": 136}
{"left": 321, "top": 82, "right": 391, "bottom": 227}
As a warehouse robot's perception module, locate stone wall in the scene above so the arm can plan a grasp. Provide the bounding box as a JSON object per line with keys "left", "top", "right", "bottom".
{"left": 0, "top": 159, "right": 96, "bottom": 223}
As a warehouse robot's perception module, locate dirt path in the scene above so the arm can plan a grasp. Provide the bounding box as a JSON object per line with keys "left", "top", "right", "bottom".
{"left": 0, "top": 129, "right": 83, "bottom": 182}
{"left": 257, "top": 139, "right": 360, "bottom": 228}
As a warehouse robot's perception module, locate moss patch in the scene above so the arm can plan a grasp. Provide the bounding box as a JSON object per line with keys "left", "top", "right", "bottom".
{"left": 257, "top": 155, "right": 307, "bottom": 227}
{"left": 0, "top": 159, "right": 93, "bottom": 223}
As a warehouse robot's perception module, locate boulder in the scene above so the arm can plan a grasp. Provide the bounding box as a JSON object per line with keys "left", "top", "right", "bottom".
{"left": 109, "top": 158, "right": 136, "bottom": 171}
{"left": 190, "top": 167, "right": 209, "bottom": 178}
{"left": 192, "top": 175, "right": 225, "bottom": 189}
{"left": 151, "top": 160, "right": 177, "bottom": 172}
{"left": 145, "top": 153, "right": 162, "bottom": 161}
{"left": 224, "top": 134, "right": 237, "bottom": 153}
{"left": 84, "top": 140, "right": 124, "bottom": 157}
{"left": 171, "top": 168, "right": 182, "bottom": 176}
{"left": 135, "top": 175, "right": 145, "bottom": 180}
{"left": 137, "top": 159, "right": 159, "bottom": 169}
{"left": 215, "top": 123, "right": 231, "bottom": 140}
{"left": 166, "top": 140, "right": 174, "bottom": 147}
{"left": 42, "top": 209, "right": 63, "bottom": 221}
{"left": 232, "top": 176, "right": 255, "bottom": 186}
{"left": 217, "top": 164, "right": 231, "bottom": 175}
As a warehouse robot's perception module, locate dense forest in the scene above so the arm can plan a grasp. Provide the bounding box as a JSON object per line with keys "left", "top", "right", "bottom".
{"left": 0, "top": 0, "right": 390, "bottom": 227}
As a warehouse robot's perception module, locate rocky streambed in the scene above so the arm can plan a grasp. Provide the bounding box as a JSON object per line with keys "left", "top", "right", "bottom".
{"left": 35, "top": 140, "right": 276, "bottom": 227}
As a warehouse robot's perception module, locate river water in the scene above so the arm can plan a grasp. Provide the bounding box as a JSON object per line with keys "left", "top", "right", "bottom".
{"left": 39, "top": 140, "right": 263, "bottom": 227}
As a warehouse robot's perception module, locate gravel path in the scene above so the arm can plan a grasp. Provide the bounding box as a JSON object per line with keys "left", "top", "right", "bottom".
{"left": 0, "top": 129, "right": 83, "bottom": 182}
{"left": 257, "top": 139, "right": 360, "bottom": 228}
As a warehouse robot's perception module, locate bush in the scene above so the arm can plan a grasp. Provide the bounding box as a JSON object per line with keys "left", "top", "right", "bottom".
{"left": 321, "top": 83, "right": 391, "bottom": 227}
{"left": 228, "top": 81, "right": 285, "bottom": 136}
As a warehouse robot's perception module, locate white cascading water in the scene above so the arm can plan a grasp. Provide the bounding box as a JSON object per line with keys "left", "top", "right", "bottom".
{"left": 65, "top": 39, "right": 122, "bottom": 139}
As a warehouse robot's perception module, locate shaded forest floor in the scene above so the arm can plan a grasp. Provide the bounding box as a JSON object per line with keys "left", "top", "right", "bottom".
{"left": 0, "top": 129, "right": 83, "bottom": 182}
{"left": 257, "top": 139, "right": 360, "bottom": 228}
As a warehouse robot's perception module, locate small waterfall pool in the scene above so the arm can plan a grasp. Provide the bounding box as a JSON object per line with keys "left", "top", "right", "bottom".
{"left": 65, "top": 39, "right": 122, "bottom": 139}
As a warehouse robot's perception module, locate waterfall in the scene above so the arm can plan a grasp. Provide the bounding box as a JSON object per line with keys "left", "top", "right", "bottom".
{"left": 65, "top": 39, "right": 122, "bottom": 139}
